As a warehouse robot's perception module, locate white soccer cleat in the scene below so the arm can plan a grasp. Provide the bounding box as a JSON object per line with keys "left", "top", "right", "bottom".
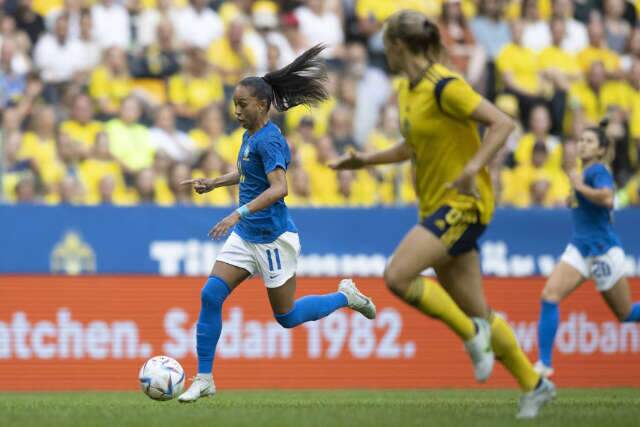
{"left": 178, "top": 374, "right": 216, "bottom": 403}
{"left": 463, "top": 318, "right": 495, "bottom": 383}
{"left": 533, "top": 360, "right": 555, "bottom": 378}
{"left": 338, "top": 279, "right": 376, "bottom": 319}
{"left": 516, "top": 377, "right": 556, "bottom": 419}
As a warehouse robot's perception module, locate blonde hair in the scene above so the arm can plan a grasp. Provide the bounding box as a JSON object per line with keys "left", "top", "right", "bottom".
{"left": 384, "top": 10, "right": 447, "bottom": 64}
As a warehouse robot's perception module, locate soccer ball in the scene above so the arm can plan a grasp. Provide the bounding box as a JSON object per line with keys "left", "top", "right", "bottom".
{"left": 138, "top": 355, "right": 185, "bottom": 401}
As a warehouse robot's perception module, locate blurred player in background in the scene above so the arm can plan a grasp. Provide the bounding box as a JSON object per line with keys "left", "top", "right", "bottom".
{"left": 179, "top": 45, "right": 376, "bottom": 403}
{"left": 536, "top": 121, "right": 640, "bottom": 377}
{"left": 331, "top": 10, "right": 554, "bottom": 418}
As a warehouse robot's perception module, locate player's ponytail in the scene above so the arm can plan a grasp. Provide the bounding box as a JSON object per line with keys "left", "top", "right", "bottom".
{"left": 586, "top": 117, "right": 614, "bottom": 162}
{"left": 384, "top": 10, "right": 447, "bottom": 64}
{"left": 238, "top": 44, "right": 329, "bottom": 113}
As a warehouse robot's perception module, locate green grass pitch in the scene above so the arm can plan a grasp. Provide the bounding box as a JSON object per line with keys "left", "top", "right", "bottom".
{"left": 2, "top": 389, "right": 639, "bottom": 427}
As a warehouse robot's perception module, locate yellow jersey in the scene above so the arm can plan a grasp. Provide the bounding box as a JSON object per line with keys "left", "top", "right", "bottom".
{"left": 577, "top": 46, "right": 621, "bottom": 74}
{"left": 397, "top": 64, "right": 494, "bottom": 224}
{"left": 207, "top": 38, "right": 257, "bottom": 87}
{"left": 496, "top": 43, "right": 541, "bottom": 94}
{"left": 60, "top": 120, "right": 104, "bottom": 149}
{"left": 514, "top": 133, "right": 563, "bottom": 171}
{"left": 538, "top": 46, "right": 581, "bottom": 76}
{"left": 567, "top": 80, "right": 631, "bottom": 129}
{"left": 89, "top": 66, "right": 132, "bottom": 111}
{"left": 168, "top": 73, "right": 224, "bottom": 112}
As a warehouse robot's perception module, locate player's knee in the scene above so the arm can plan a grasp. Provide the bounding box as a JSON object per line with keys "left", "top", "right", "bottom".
{"left": 200, "top": 277, "right": 228, "bottom": 308}
{"left": 383, "top": 267, "right": 408, "bottom": 297}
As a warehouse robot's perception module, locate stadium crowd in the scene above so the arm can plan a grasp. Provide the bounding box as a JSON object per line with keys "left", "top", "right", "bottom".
{"left": 1, "top": 0, "right": 640, "bottom": 208}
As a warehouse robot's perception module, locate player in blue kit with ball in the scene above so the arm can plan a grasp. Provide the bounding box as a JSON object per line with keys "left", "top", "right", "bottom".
{"left": 535, "top": 122, "right": 640, "bottom": 378}
{"left": 178, "top": 45, "right": 376, "bottom": 402}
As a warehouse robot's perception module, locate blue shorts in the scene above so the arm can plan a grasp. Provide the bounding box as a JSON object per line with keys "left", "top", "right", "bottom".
{"left": 420, "top": 205, "right": 487, "bottom": 256}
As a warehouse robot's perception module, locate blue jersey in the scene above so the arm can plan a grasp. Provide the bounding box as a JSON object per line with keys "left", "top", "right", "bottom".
{"left": 233, "top": 121, "right": 297, "bottom": 243}
{"left": 570, "top": 163, "right": 621, "bottom": 256}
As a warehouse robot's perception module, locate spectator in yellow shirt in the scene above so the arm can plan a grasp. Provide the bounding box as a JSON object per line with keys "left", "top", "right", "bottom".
{"left": 49, "top": 174, "right": 84, "bottom": 205}
{"left": 514, "top": 104, "right": 563, "bottom": 170}
{"left": 577, "top": 16, "right": 622, "bottom": 78}
{"left": 207, "top": 15, "right": 256, "bottom": 88}
{"left": 307, "top": 136, "right": 340, "bottom": 205}
{"left": 168, "top": 162, "right": 193, "bottom": 205}
{"left": 91, "top": 174, "right": 131, "bottom": 205}
{"left": 18, "top": 105, "right": 57, "bottom": 174}
{"left": 334, "top": 169, "right": 378, "bottom": 207}
{"left": 366, "top": 104, "right": 403, "bottom": 204}
{"left": 285, "top": 166, "right": 312, "bottom": 206}
{"left": 105, "top": 96, "right": 155, "bottom": 173}
{"left": 496, "top": 19, "right": 545, "bottom": 126}
{"left": 502, "top": 141, "right": 568, "bottom": 207}
{"left": 79, "top": 132, "right": 127, "bottom": 204}
{"left": 89, "top": 47, "right": 133, "bottom": 118}
{"left": 626, "top": 58, "right": 640, "bottom": 141}
{"left": 539, "top": 16, "right": 584, "bottom": 134}
{"left": 188, "top": 105, "right": 235, "bottom": 163}
{"left": 1, "top": 132, "right": 39, "bottom": 203}
{"left": 168, "top": 47, "right": 224, "bottom": 128}
{"left": 60, "top": 93, "right": 104, "bottom": 157}
{"left": 566, "top": 61, "right": 629, "bottom": 135}
{"left": 130, "top": 167, "right": 174, "bottom": 205}
{"left": 41, "top": 132, "right": 84, "bottom": 203}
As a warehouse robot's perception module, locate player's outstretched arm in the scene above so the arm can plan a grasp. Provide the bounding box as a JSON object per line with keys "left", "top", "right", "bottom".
{"left": 208, "top": 168, "right": 288, "bottom": 239}
{"left": 181, "top": 171, "right": 241, "bottom": 194}
{"left": 328, "top": 141, "right": 412, "bottom": 170}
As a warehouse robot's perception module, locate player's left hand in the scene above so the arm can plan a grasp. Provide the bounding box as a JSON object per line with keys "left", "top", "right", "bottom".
{"left": 209, "top": 212, "right": 240, "bottom": 240}
{"left": 446, "top": 171, "right": 479, "bottom": 198}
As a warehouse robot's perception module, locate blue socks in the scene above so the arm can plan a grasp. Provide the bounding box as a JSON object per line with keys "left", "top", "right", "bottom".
{"left": 275, "top": 292, "right": 348, "bottom": 328}
{"left": 624, "top": 303, "right": 640, "bottom": 322}
{"left": 196, "top": 279, "right": 349, "bottom": 372}
{"left": 537, "top": 300, "right": 559, "bottom": 367}
{"left": 196, "top": 276, "right": 230, "bottom": 374}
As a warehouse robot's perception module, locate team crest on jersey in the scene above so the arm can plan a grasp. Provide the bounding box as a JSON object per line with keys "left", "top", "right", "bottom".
{"left": 243, "top": 144, "right": 251, "bottom": 160}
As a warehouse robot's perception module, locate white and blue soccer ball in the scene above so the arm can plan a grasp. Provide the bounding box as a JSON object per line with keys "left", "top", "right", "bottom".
{"left": 138, "top": 356, "right": 185, "bottom": 401}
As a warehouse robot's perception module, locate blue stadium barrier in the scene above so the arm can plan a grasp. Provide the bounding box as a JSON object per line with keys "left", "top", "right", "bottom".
{"left": 1, "top": 205, "right": 638, "bottom": 276}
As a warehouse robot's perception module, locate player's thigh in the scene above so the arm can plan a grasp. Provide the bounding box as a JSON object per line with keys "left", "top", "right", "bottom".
{"left": 541, "top": 262, "right": 585, "bottom": 303}
{"left": 596, "top": 247, "right": 630, "bottom": 320}
{"left": 253, "top": 232, "right": 301, "bottom": 313}
{"left": 212, "top": 232, "right": 256, "bottom": 290}
{"left": 267, "top": 275, "right": 297, "bottom": 315}
{"left": 435, "top": 250, "right": 489, "bottom": 318}
{"left": 601, "top": 276, "right": 633, "bottom": 321}
{"left": 384, "top": 225, "right": 450, "bottom": 294}
{"left": 210, "top": 261, "right": 251, "bottom": 291}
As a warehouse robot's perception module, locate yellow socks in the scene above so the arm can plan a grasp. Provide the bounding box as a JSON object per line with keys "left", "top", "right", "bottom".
{"left": 404, "top": 278, "right": 476, "bottom": 341}
{"left": 490, "top": 313, "right": 540, "bottom": 391}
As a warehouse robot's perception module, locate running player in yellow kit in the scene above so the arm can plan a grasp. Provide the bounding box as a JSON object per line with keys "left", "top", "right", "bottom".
{"left": 331, "top": 10, "right": 555, "bottom": 419}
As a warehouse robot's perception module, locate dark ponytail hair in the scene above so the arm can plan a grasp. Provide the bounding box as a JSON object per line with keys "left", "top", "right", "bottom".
{"left": 384, "top": 10, "right": 447, "bottom": 63}
{"left": 238, "top": 44, "right": 329, "bottom": 112}
{"left": 586, "top": 117, "right": 611, "bottom": 149}
{"left": 585, "top": 117, "right": 615, "bottom": 163}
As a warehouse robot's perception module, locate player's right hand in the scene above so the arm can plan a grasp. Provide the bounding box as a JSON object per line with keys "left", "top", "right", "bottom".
{"left": 181, "top": 178, "right": 215, "bottom": 194}
{"left": 328, "top": 151, "right": 365, "bottom": 170}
